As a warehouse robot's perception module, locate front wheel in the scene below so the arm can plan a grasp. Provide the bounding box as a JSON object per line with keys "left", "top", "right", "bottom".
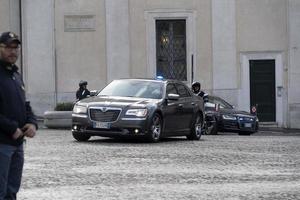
{"left": 187, "top": 113, "right": 203, "bottom": 140}
{"left": 146, "top": 113, "right": 162, "bottom": 143}
{"left": 210, "top": 121, "right": 218, "bottom": 135}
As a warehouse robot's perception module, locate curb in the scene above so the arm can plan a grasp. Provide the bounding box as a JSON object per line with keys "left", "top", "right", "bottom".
{"left": 259, "top": 127, "right": 300, "bottom": 133}
{"left": 43, "top": 111, "right": 72, "bottom": 129}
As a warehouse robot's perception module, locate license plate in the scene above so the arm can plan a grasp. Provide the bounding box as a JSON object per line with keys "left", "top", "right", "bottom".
{"left": 93, "top": 122, "right": 110, "bottom": 129}
{"left": 244, "top": 123, "right": 252, "bottom": 128}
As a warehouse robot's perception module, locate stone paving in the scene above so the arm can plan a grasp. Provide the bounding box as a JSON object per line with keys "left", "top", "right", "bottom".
{"left": 19, "top": 129, "right": 300, "bottom": 200}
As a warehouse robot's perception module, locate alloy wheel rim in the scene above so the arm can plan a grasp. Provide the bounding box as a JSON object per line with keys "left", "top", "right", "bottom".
{"left": 152, "top": 116, "right": 161, "bottom": 139}
{"left": 195, "top": 117, "right": 202, "bottom": 137}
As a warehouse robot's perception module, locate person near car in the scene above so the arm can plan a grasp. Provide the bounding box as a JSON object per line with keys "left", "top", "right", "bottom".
{"left": 76, "top": 80, "right": 90, "bottom": 101}
{"left": 0, "top": 31, "right": 38, "bottom": 200}
{"left": 191, "top": 81, "right": 208, "bottom": 103}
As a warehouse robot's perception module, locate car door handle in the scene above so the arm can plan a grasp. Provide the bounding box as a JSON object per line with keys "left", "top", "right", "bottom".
{"left": 178, "top": 104, "right": 183, "bottom": 107}
{"left": 191, "top": 102, "right": 195, "bottom": 105}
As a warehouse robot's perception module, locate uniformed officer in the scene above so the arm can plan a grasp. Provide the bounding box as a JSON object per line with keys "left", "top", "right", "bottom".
{"left": 76, "top": 80, "right": 90, "bottom": 101}
{"left": 0, "top": 31, "right": 37, "bottom": 200}
{"left": 191, "top": 81, "right": 208, "bottom": 103}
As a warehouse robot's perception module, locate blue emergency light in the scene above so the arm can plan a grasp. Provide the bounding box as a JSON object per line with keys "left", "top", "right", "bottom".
{"left": 156, "top": 75, "right": 164, "bottom": 80}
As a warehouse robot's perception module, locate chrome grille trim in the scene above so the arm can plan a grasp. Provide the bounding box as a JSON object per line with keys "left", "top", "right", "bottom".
{"left": 88, "top": 107, "right": 122, "bottom": 122}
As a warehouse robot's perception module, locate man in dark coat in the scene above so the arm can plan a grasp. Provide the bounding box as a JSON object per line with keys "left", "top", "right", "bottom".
{"left": 0, "top": 31, "right": 38, "bottom": 200}
{"left": 191, "top": 81, "right": 208, "bottom": 103}
{"left": 76, "top": 80, "right": 90, "bottom": 101}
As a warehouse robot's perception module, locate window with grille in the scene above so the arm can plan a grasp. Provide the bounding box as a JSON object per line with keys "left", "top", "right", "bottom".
{"left": 156, "top": 20, "right": 187, "bottom": 81}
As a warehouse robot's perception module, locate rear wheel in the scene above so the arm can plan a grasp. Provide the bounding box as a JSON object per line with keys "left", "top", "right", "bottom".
{"left": 72, "top": 132, "right": 91, "bottom": 141}
{"left": 187, "top": 113, "right": 203, "bottom": 140}
{"left": 146, "top": 113, "right": 162, "bottom": 142}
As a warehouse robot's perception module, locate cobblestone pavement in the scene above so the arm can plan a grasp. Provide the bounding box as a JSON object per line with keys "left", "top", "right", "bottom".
{"left": 19, "top": 129, "right": 300, "bottom": 200}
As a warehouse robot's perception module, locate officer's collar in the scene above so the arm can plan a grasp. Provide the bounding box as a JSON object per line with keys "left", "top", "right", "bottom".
{"left": 0, "top": 59, "right": 18, "bottom": 72}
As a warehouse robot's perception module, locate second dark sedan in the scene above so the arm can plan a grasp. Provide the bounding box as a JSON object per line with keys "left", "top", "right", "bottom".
{"left": 205, "top": 95, "right": 259, "bottom": 135}
{"left": 72, "top": 79, "right": 204, "bottom": 142}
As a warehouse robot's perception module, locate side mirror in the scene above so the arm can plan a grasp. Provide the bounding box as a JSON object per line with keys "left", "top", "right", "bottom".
{"left": 90, "top": 90, "right": 100, "bottom": 97}
{"left": 167, "top": 93, "right": 180, "bottom": 101}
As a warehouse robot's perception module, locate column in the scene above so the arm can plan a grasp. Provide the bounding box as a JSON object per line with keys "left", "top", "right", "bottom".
{"left": 105, "top": 0, "right": 130, "bottom": 82}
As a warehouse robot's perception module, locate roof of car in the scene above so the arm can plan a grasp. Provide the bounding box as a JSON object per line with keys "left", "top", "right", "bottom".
{"left": 114, "top": 78, "right": 182, "bottom": 84}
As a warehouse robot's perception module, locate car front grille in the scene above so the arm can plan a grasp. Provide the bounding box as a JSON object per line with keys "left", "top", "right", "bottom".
{"left": 89, "top": 108, "right": 121, "bottom": 122}
{"left": 223, "top": 121, "right": 238, "bottom": 129}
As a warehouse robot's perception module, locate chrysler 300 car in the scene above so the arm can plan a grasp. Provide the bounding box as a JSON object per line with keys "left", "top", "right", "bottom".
{"left": 72, "top": 79, "right": 204, "bottom": 142}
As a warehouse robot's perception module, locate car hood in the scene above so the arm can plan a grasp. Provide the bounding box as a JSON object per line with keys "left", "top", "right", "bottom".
{"left": 221, "top": 109, "right": 256, "bottom": 118}
{"left": 77, "top": 96, "right": 160, "bottom": 108}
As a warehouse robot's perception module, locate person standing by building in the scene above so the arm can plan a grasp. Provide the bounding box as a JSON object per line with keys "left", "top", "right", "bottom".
{"left": 76, "top": 80, "right": 90, "bottom": 101}
{"left": 0, "top": 31, "right": 38, "bottom": 200}
{"left": 191, "top": 81, "right": 209, "bottom": 103}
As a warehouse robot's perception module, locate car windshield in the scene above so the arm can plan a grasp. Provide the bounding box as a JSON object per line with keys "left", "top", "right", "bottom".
{"left": 206, "top": 96, "right": 233, "bottom": 109}
{"left": 98, "top": 80, "right": 163, "bottom": 99}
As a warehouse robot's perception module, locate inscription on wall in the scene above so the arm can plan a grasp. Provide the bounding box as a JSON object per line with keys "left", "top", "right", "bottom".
{"left": 64, "top": 15, "right": 96, "bottom": 32}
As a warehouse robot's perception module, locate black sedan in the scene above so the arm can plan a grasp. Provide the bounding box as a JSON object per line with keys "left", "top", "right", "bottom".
{"left": 204, "top": 95, "right": 259, "bottom": 135}
{"left": 72, "top": 79, "right": 204, "bottom": 142}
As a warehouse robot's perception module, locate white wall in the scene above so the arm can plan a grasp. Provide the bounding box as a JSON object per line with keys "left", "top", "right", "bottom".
{"left": 105, "top": 0, "right": 130, "bottom": 82}
{"left": 0, "top": 0, "right": 10, "bottom": 31}
{"left": 54, "top": 0, "right": 107, "bottom": 103}
{"left": 288, "top": 0, "right": 300, "bottom": 128}
{"left": 0, "top": 0, "right": 20, "bottom": 33}
{"left": 22, "top": 0, "right": 56, "bottom": 116}
{"left": 0, "top": 0, "right": 21, "bottom": 67}
{"left": 211, "top": 0, "right": 238, "bottom": 106}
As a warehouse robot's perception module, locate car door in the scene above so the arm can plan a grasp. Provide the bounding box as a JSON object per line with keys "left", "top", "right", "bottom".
{"left": 163, "top": 83, "right": 183, "bottom": 134}
{"left": 174, "top": 83, "right": 195, "bottom": 132}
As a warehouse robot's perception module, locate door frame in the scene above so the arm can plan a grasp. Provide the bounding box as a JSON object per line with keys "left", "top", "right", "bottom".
{"left": 239, "top": 52, "right": 285, "bottom": 126}
{"left": 145, "top": 9, "right": 196, "bottom": 85}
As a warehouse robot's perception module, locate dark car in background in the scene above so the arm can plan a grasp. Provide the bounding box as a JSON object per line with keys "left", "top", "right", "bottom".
{"left": 204, "top": 95, "right": 259, "bottom": 135}
{"left": 72, "top": 79, "right": 204, "bottom": 142}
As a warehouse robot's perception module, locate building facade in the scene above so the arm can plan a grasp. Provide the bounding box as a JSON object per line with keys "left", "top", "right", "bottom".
{"left": 0, "top": 0, "right": 299, "bottom": 128}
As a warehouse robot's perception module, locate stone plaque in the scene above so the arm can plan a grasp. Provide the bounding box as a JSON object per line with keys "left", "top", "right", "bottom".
{"left": 64, "top": 15, "right": 96, "bottom": 32}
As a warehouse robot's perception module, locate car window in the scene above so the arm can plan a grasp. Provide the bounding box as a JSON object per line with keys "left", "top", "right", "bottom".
{"left": 208, "top": 96, "right": 233, "bottom": 109}
{"left": 175, "top": 84, "right": 191, "bottom": 98}
{"left": 166, "top": 84, "right": 178, "bottom": 95}
{"left": 204, "top": 102, "right": 217, "bottom": 111}
{"left": 99, "top": 80, "right": 163, "bottom": 99}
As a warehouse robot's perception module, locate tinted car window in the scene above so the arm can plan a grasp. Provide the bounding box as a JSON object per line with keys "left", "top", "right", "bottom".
{"left": 176, "top": 84, "right": 191, "bottom": 98}
{"left": 166, "top": 84, "right": 178, "bottom": 95}
{"left": 99, "top": 80, "right": 163, "bottom": 99}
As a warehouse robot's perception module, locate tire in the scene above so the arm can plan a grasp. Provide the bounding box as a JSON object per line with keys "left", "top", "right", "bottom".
{"left": 255, "top": 122, "right": 259, "bottom": 132}
{"left": 72, "top": 132, "right": 91, "bottom": 141}
{"left": 210, "top": 121, "right": 218, "bottom": 135}
{"left": 187, "top": 113, "right": 203, "bottom": 140}
{"left": 202, "top": 121, "right": 208, "bottom": 135}
{"left": 146, "top": 113, "right": 162, "bottom": 143}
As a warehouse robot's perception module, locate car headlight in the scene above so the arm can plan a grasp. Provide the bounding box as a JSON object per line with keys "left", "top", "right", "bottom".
{"left": 125, "top": 109, "right": 148, "bottom": 117}
{"left": 73, "top": 105, "right": 87, "bottom": 114}
{"left": 222, "top": 115, "right": 237, "bottom": 120}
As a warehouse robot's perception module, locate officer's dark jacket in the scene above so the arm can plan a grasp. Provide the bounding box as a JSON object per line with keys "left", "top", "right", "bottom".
{"left": 76, "top": 88, "right": 90, "bottom": 101}
{"left": 198, "top": 91, "right": 209, "bottom": 103}
{"left": 0, "top": 60, "right": 37, "bottom": 146}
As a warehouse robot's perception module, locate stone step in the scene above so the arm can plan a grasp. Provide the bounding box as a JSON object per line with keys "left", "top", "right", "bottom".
{"left": 259, "top": 122, "right": 278, "bottom": 128}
